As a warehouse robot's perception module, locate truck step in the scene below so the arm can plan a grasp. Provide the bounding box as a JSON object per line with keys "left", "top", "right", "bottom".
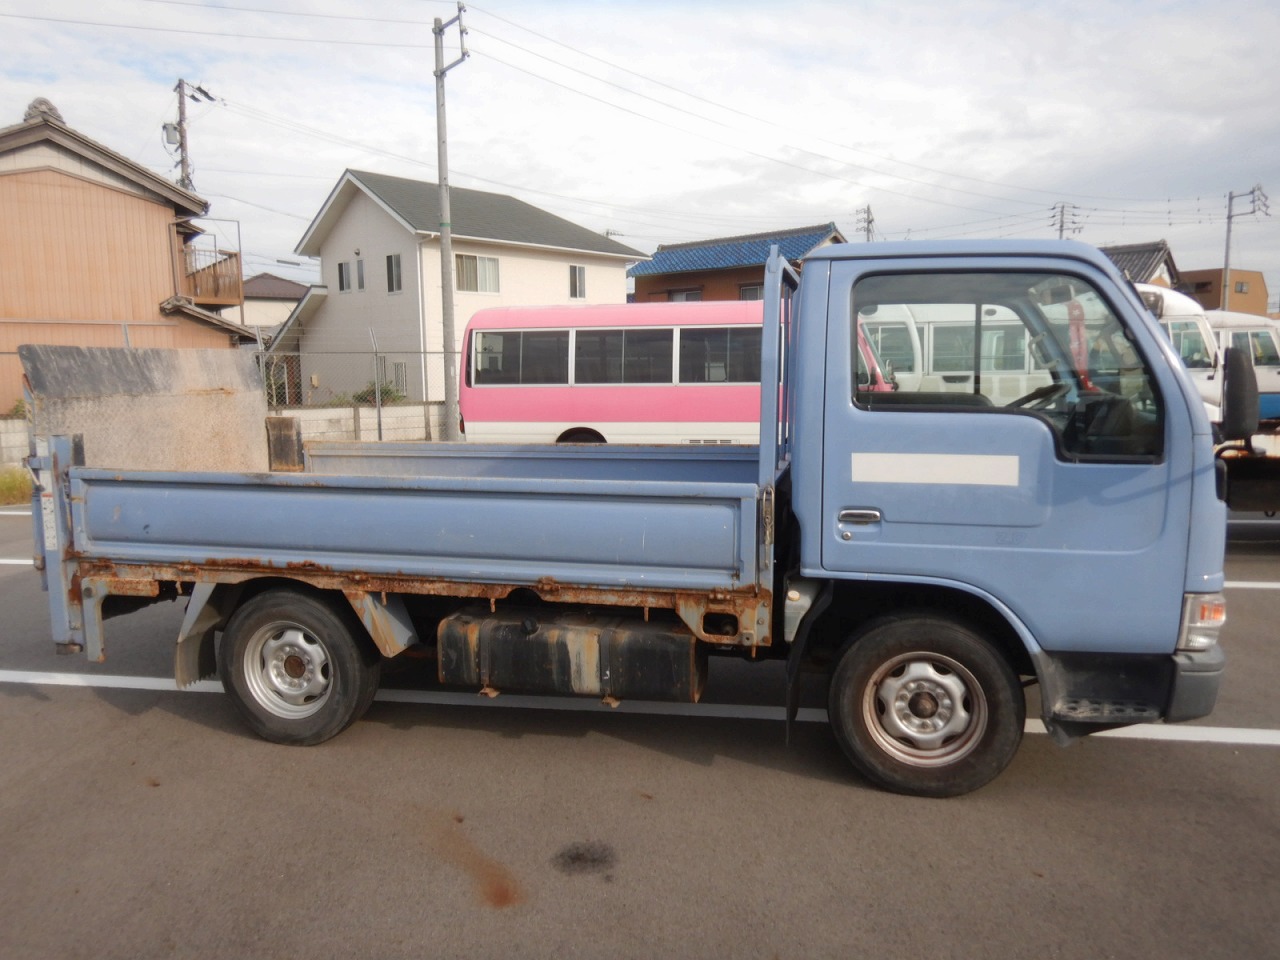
{"left": 1052, "top": 698, "right": 1161, "bottom": 722}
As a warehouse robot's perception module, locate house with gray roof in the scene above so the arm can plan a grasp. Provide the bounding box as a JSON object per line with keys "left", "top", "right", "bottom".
{"left": 220, "top": 272, "right": 309, "bottom": 334}
{"left": 274, "top": 169, "right": 645, "bottom": 421}
{"left": 629, "top": 223, "right": 845, "bottom": 303}
{"left": 1098, "top": 240, "right": 1182, "bottom": 289}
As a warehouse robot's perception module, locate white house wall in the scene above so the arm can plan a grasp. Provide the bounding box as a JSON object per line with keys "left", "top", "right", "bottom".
{"left": 304, "top": 190, "right": 423, "bottom": 403}
{"left": 222, "top": 298, "right": 299, "bottom": 328}
{"left": 418, "top": 238, "right": 631, "bottom": 402}
{"left": 299, "top": 185, "right": 633, "bottom": 406}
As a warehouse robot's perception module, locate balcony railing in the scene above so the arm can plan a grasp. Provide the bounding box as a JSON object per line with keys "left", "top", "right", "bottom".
{"left": 177, "top": 244, "right": 243, "bottom": 307}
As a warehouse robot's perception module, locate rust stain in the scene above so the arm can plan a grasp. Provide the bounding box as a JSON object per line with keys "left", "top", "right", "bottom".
{"left": 73, "top": 559, "right": 775, "bottom": 650}
{"left": 432, "top": 817, "right": 524, "bottom": 909}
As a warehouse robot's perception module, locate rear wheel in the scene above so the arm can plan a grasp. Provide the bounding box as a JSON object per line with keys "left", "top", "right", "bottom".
{"left": 828, "top": 616, "right": 1024, "bottom": 797}
{"left": 218, "top": 589, "right": 381, "bottom": 745}
{"left": 556, "top": 429, "right": 605, "bottom": 444}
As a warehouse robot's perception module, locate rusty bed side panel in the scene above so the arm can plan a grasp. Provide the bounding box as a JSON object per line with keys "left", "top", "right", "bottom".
{"left": 77, "top": 558, "right": 774, "bottom": 650}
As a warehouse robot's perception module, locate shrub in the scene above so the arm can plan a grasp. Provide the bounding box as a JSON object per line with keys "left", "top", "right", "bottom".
{"left": 0, "top": 467, "right": 31, "bottom": 505}
{"left": 352, "top": 381, "right": 406, "bottom": 405}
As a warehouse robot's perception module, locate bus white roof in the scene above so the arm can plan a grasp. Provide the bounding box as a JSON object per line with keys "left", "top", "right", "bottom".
{"left": 466, "top": 300, "right": 763, "bottom": 331}
{"left": 1205, "top": 309, "right": 1279, "bottom": 331}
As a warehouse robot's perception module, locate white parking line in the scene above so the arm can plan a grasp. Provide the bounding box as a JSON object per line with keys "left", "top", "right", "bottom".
{"left": 0, "top": 559, "right": 31, "bottom": 566}
{"left": 0, "top": 510, "right": 32, "bottom": 517}
{"left": 1224, "top": 580, "right": 1280, "bottom": 590}
{"left": 1, "top": 669, "right": 1277, "bottom": 746}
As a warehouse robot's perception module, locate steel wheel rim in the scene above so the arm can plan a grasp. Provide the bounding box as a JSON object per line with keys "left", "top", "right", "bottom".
{"left": 860, "top": 651, "right": 988, "bottom": 767}
{"left": 242, "top": 621, "right": 333, "bottom": 720}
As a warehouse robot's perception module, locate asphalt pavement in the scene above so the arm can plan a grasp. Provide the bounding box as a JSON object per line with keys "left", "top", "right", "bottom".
{"left": 1, "top": 508, "right": 1277, "bottom": 960}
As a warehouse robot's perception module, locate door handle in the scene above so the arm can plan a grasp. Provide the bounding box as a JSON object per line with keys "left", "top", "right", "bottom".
{"left": 838, "top": 509, "right": 882, "bottom": 525}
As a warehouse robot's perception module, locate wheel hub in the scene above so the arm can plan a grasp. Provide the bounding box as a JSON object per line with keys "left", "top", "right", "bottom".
{"left": 908, "top": 690, "right": 940, "bottom": 719}
{"left": 244, "top": 625, "right": 333, "bottom": 719}
{"left": 862, "top": 653, "right": 989, "bottom": 766}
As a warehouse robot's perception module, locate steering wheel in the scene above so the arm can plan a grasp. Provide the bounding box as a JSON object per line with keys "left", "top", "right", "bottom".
{"left": 1008, "top": 382, "right": 1071, "bottom": 409}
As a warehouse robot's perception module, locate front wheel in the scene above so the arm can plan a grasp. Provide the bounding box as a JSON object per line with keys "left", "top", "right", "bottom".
{"left": 828, "top": 617, "right": 1024, "bottom": 797}
{"left": 218, "top": 588, "right": 381, "bottom": 745}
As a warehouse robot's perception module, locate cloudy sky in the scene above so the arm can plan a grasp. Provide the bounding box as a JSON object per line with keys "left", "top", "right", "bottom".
{"left": 3, "top": 0, "right": 1278, "bottom": 307}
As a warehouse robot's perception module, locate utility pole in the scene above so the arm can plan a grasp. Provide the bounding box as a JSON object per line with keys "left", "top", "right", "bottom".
{"left": 1222, "top": 184, "right": 1269, "bottom": 311}
{"left": 167, "top": 79, "right": 214, "bottom": 192}
{"left": 1051, "top": 201, "right": 1080, "bottom": 240}
{"left": 855, "top": 205, "right": 875, "bottom": 241}
{"left": 434, "top": 4, "right": 469, "bottom": 441}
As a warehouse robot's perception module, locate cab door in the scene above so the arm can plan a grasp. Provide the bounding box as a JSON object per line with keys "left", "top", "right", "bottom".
{"left": 819, "top": 257, "right": 1197, "bottom": 656}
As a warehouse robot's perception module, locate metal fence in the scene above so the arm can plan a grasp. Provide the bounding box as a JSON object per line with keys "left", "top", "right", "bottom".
{"left": 258, "top": 347, "right": 451, "bottom": 443}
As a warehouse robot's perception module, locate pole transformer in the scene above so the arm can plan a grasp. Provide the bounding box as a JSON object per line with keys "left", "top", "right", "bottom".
{"left": 170, "top": 80, "right": 213, "bottom": 192}
{"left": 1222, "top": 184, "right": 1269, "bottom": 311}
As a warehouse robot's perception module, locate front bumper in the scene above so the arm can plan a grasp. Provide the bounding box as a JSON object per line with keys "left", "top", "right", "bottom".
{"left": 1166, "top": 643, "right": 1226, "bottom": 723}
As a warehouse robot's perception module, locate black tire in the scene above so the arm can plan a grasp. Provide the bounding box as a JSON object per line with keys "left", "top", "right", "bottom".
{"left": 828, "top": 616, "right": 1024, "bottom": 797}
{"left": 218, "top": 589, "right": 381, "bottom": 745}
{"left": 557, "top": 429, "right": 605, "bottom": 444}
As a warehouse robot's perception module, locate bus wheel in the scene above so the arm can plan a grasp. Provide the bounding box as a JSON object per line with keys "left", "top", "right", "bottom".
{"left": 218, "top": 589, "right": 381, "bottom": 746}
{"left": 557, "top": 429, "right": 605, "bottom": 443}
{"left": 828, "top": 616, "right": 1024, "bottom": 797}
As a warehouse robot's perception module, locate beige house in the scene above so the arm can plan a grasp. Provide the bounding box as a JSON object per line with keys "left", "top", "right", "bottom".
{"left": 220, "top": 272, "right": 309, "bottom": 333}
{"left": 272, "top": 169, "right": 645, "bottom": 415}
{"left": 0, "top": 98, "right": 250, "bottom": 411}
{"left": 1182, "top": 267, "right": 1270, "bottom": 316}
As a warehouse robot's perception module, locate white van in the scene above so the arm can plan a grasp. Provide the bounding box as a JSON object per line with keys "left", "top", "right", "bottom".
{"left": 1206, "top": 310, "right": 1280, "bottom": 421}
{"left": 1136, "top": 284, "right": 1223, "bottom": 419}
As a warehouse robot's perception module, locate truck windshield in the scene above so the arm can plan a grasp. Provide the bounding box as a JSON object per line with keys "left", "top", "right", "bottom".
{"left": 853, "top": 271, "right": 1164, "bottom": 460}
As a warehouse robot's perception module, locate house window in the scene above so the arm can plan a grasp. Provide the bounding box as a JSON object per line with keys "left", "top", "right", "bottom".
{"left": 457, "top": 254, "right": 500, "bottom": 293}
{"left": 338, "top": 261, "right": 352, "bottom": 293}
{"left": 739, "top": 284, "right": 763, "bottom": 301}
{"left": 393, "top": 361, "right": 408, "bottom": 394}
{"left": 1235, "top": 281, "right": 1250, "bottom": 294}
{"left": 387, "top": 254, "right": 402, "bottom": 293}
{"left": 570, "top": 265, "right": 586, "bottom": 299}
{"left": 356, "top": 259, "right": 365, "bottom": 291}
{"left": 670, "top": 289, "right": 702, "bottom": 302}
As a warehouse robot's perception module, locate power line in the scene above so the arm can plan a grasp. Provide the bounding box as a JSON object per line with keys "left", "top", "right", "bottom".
{"left": 9, "top": 6, "right": 1223, "bottom": 218}
{"left": 464, "top": 3, "right": 1213, "bottom": 208}
{"left": 0, "top": 11, "right": 435, "bottom": 48}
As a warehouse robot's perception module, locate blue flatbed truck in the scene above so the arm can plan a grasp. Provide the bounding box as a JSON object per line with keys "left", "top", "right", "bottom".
{"left": 22, "top": 240, "right": 1246, "bottom": 797}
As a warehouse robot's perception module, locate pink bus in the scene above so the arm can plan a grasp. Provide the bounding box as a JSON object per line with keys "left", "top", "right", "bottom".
{"left": 459, "top": 300, "right": 895, "bottom": 443}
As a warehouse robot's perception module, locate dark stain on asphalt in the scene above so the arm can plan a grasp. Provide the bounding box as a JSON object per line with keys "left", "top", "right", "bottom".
{"left": 553, "top": 841, "right": 616, "bottom": 876}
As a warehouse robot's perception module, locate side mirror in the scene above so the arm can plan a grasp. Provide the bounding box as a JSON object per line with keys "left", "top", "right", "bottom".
{"left": 1220, "top": 346, "right": 1259, "bottom": 442}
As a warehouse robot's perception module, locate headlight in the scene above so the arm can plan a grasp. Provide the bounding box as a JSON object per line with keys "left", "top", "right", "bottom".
{"left": 1178, "top": 593, "right": 1226, "bottom": 652}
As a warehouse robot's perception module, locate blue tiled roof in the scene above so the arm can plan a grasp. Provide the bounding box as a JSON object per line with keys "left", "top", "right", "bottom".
{"left": 628, "top": 223, "right": 842, "bottom": 277}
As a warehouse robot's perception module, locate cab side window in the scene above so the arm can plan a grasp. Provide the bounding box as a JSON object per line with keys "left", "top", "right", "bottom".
{"left": 852, "top": 271, "right": 1164, "bottom": 460}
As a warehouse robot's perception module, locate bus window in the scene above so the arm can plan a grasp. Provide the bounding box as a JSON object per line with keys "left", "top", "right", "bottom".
{"left": 474, "top": 330, "right": 569, "bottom": 385}
{"left": 1165, "top": 320, "right": 1213, "bottom": 368}
{"left": 1232, "top": 329, "right": 1280, "bottom": 366}
{"left": 574, "top": 329, "right": 673, "bottom": 384}
{"left": 864, "top": 321, "right": 914, "bottom": 374}
{"left": 679, "top": 327, "right": 762, "bottom": 383}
